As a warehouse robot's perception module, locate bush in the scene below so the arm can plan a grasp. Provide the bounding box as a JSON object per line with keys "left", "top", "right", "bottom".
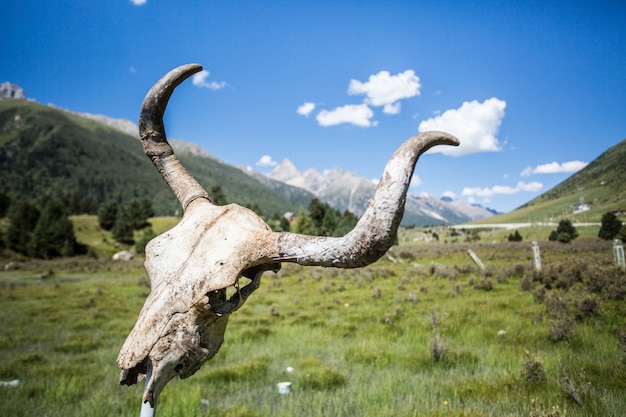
{"left": 508, "top": 229, "right": 523, "bottom": 242}
{"left": 598, "top": 211, "right": 623, "bottom": 240}
{"left": 524, "top": 353, "right": 547, "bottom": 385}
{"left": 135, "top": 228, "right": 157, "bottom": 255}
{"left": 549, "top": 219, "right": 578, "bottom": 243}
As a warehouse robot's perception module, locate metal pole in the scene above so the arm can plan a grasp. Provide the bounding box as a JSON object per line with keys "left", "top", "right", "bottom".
{"left": 140, "top": 362, "right": 156, "bottom": 417}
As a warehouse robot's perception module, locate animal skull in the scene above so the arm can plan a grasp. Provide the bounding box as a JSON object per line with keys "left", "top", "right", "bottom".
{"left": 117, "top": 64, "right": 459, "bottom": 405}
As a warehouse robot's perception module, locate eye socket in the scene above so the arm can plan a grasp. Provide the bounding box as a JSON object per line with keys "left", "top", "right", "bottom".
{"left": 174, "top": 363, "right": 184, "bottom": 373}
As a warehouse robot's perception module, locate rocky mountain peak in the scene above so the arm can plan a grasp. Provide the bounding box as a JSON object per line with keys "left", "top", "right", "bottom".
{"left": 269, "top": 159, "right": 302, "bottom": 182}
{"left": 0, "top": 82, "right": 26, "bottom": 100}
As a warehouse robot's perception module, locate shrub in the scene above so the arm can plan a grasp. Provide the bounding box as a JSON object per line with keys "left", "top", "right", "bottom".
{"left": 520, "top": 275, "right": 534, "bottom": 291}
{"left": 430, "top": 332, "right": 448, "bottom": 362}
{"left": 549, "top": 219, "right": 578, "bottom": 243}
{"left": 575, "top": 294, "right": 599, "bottom": 319}
{"left": 134, "top": 227, "right": 157, "bottom": 255}
{"left": 523, "top": 352, "right": 547, "bottom": 385}
{"left": 508, "top": 229, "right": 523, "bottom": 242}
{"left": 598, "top": 211, "right": 622, "bottom": 240}
{"left": 529, "top": 399, "right": 563, "bottom": 417}
{"left": 545, "top": 292, "right": 575, "bottom": 342}
{"left": 473, "top": 278, "right": 493, "bottom": 291}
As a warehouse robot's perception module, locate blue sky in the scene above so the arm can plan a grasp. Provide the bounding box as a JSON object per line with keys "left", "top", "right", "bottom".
{"left": 3, "top": 0, "right": 625, "bottom": 213}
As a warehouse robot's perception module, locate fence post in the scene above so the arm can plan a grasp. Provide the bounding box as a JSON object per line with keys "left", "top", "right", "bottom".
{"left": 614, "top": 239, "right": 625, "bottom": 270}
{"left": 467, "top": 249, "right": 485, "bottom": 271}
{"left": 532, "top": 241, "right": 542, "bottom": 271}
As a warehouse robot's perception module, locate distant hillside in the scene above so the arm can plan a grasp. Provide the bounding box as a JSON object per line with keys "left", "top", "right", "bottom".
{"left": 477, "top": 137, "right": 626, "bottom": 224}
{"left": 0, "top": 99, "right": 306, "bottom": 217}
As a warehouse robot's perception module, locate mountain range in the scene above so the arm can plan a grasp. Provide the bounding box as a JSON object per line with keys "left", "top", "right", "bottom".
{"left": 0, "top": 84, "right": 501, "bottom": 226}
{"left": 259, "top": 159, "right": 497, "bottom": 225}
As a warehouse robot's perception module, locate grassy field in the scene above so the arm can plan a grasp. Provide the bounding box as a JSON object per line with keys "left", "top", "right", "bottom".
{"left": 1, "top": 224, "right": 625, "bottom": 416}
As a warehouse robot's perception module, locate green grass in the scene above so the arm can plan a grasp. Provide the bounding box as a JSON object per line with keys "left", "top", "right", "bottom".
{"left": 1, "top": 233, "right": 625, "bottom": 416}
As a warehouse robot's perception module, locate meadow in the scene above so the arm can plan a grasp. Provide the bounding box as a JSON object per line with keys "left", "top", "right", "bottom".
{"left": 1, "top": 225, "right": 625, "bottom": 416}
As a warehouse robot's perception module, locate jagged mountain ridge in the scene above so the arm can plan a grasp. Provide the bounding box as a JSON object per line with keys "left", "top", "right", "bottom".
{"left": 265, "top": 159, "right": 496, "bottom": 226}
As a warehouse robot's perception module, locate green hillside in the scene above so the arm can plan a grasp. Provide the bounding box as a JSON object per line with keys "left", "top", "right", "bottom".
{"left": 475, "top": 137, "right": 626, "bottom": 224}
{"left": 0, "top": 99, "right": 308, "bottom": 217}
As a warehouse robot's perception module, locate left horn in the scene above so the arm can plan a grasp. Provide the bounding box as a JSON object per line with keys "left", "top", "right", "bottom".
{"left": 273, "top": 131, "right": 459, "bottom": 267}
{"left": 139, "top": 64, "right": 210, "bottom": 211}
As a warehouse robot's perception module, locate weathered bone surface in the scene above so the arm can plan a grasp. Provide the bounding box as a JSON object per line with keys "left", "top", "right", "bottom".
{"left": 117, "top": 63, "right": 459, "bottom": 405}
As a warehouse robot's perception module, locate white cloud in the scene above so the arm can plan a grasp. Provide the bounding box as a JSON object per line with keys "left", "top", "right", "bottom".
{"left": 256, "top": 155, "right": 278, "bottom": 167}
{"left": 316, "top": 104, "right": 375, "bottom": 127}
{"left": 520, "top": 160, "right": 588, "bottom": 177}
{"left": 297, "top": 102, "right": 316, "bottom": 117}
{"left": 129, "top": 66, "right": 137, "bottom": 74}
{"left": 461, "top": 181, "right": 543, "bottom": 198}
{"left": 419, "top": 97, "right": 506, "bottom": 156}
{"left": 192, "top": 70, "right": 226, "bottom": 90}
{"left": 348, "top": 70, "right": 421, "bottom": 110}
{"left": 442, "top": 191, "right": 457, "bottom": 199}
{"left": 409, "top": 174, "right": 422, "bottom": 188}
{"left": 130, "top": 0, "right": 147, "bottom": 5}
{"left": 383, "top": 103, "right": 401, "bottom": 115}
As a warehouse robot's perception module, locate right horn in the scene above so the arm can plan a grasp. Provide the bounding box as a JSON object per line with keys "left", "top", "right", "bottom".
{"left": 139, "top": 64, "right": 210, "bottom": 211}
{"left": 272, "top": 131, "right": 459, "bottom": 267}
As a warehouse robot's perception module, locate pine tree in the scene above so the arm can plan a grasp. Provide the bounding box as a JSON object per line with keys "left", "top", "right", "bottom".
{"left": 334, "top": 210, "right": 359, "bottom": 236}
{"left": 135, "top": 227, "right": 157, "bottom": 255}
{"left": 98, "top": 201, "right": 118, "bottom": 231}
{"left": 6, "top": 200, "right": 40, "bottom": 255}
{"left": 128, "top": 198, "right": 151, "bottom": 230}
{"left": 112, "top": 207, "right": 135, "bottom": 244}
{"left": 308, "top": 198, "right": 326, "bottom": 233}
{"left": 508, "top": 229, "right": 523, "bottom": 242}
{"left": 210, "top": 186, "right": 228, "bottom": 206}
{"left": 30, "top": 198, "right": 82, "bottom": 258}
{"left": 553, "top": 219, "right": 578, "bottom": 243}
{"left": 0, "top": 191, "right": 10, "bottom": 218}
{"left": 291, "top": 208, "right": 317, "bottom": 235}
{"left": 598, "top": 212, "right": 623, "bottom": 240}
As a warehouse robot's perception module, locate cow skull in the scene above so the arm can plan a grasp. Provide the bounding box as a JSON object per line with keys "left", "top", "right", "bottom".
{"left": 117, "top": 64, "right": 459, "bottom": 405}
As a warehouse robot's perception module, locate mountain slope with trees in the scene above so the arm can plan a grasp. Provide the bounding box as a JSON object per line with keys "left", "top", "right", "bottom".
{"left": 0, "top": 99, "right": 307, "bottom": 217}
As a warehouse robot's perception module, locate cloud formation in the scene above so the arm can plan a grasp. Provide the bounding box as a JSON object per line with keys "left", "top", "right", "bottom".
{"left": 192, "top": 70, "right": 226, "bottom": 90}
{"left": 297, "top": 102, "right": 315, "bottom": 117}
{"left": 348, "top": 70, "right": 421, "bottom": 113}
{"left": 129, "top": 0, "right": 147, "bottom": 5}
{"left": 316, "top": 104, "right": 375, "bottom": 127}
{"left": 409, "top": 174, "right": 422, "bottom": 188}
{"left": 419, "top": 98, "right": 506, "bottom": 156}
{"left": 461, "top": 181, "right": 543, "bottom": 197}
{"left": 299, "top": 69, "right": 420, "bottom": 127}
{"left": 521, "top": 160, "right": 588, "bottom": 177}
{"left": 256, "top": 155, "right": 278, "bottom": 167}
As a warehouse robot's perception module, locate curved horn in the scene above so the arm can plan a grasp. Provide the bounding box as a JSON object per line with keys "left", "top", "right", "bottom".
{"left": 274, "top": 131, "right": 459, "bottom": 267}
{"left": 139, "top": 64, "right": 210, "bottom": 210}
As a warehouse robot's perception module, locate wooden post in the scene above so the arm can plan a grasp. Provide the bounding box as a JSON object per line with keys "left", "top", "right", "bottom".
{"left": 532, "top": 241, "right": 542, "bottom": 271}
{"left": 467, "top": 249, "right": 485, "bottom": 271}
{"left": 614, "top": 239, "right": 625, "bottom": 270}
